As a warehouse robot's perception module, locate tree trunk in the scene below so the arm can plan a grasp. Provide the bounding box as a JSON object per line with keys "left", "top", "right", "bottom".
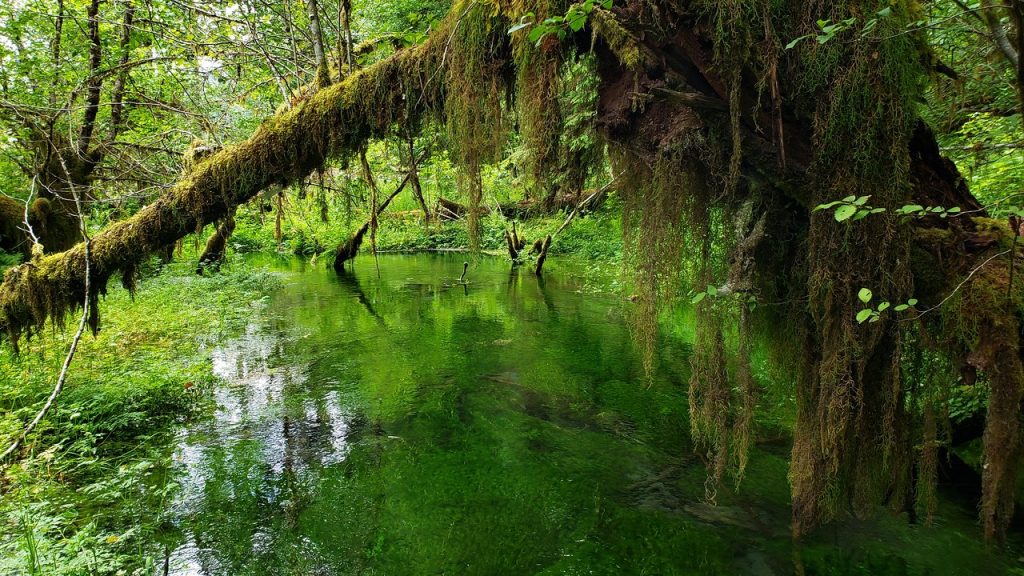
{"left": 197, "top": 209, "right": 237, "bottom": 273}
{"left": 305, "top": 0, "right": 331, "bottom": 88}
{"left": 406, "top": 129, "right": 431, "bottom": 222}
{"left": 332, "top": 167, "right": 414, "bottom": 271}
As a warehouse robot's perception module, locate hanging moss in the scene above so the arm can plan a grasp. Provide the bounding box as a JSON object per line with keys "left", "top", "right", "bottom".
{"left": 512, "top": 0, "right": 565, "bottom": 205}
{"left": 444, "top": 3, "right": 509, "bottom": 251}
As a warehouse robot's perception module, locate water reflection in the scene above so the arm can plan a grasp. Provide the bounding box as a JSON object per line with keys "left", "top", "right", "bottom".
{"left": 169, "top": 317, "right": 355, "bottom": 574}
{"left": 161, "top": 253, "right": 1017, "bottom": 576}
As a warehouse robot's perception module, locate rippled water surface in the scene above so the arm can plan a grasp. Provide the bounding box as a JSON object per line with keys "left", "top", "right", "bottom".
{"left": 163, "top": 253, "right": 1018, "bottom": 575}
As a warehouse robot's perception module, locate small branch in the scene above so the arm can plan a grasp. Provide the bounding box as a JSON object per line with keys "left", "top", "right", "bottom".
{"left": 554, "top": 177, "right": 617, "bottom": 238}
{"left": 21, "top": 176, "right": 41, "bottom": 248}
{"left": 653, "top": 87, "right": 729, "bottom": 111}
{"left": 0, "top": 159, "right": 92, "bottom": 464}
{"left": 904, "top": 248, "right": 1012, "bottom": 321}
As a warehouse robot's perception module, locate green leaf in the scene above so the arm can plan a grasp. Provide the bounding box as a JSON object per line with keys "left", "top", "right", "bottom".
{"left": 858, "top": 288, "right": 873, "bottom": 303}
{"left": 856, "top": 309, "right": 873, "bottom": 323}
{"left": 854, "top": 195, "right": 870, "bottom": 206}
{"left": 508, "top": 22, "right": 532, "bottom": 34}
{"left": 691, "top": 292, "right": 706, "bottom": 304}
{"left": 785, "top": 35, "right": 809, "bottom": 50}
{"left": 907, "top": 298, "right": 918, "bottom": 306}
{"left": 877, "top": 7, "right": 892, "bottom": 17}
{"left": 894, "top": 304, "right": 909, "bottom": 312}
{"left": 877, "top": 301, "right": 890, "bottom": 312}
{"left": 706, "top": 284, "right": 717, "bottom": 296}
{"left": 834, "top": 204, "right": 857, "bottom": 221}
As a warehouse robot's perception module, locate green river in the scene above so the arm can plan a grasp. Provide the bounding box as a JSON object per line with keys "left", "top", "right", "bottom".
{"left": 162, "top": 253, "right": 1020, "bottom": 575}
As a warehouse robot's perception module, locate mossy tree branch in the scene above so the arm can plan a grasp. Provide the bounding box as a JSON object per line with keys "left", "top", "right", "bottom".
{"left": 0, "top": 26, "right": 457, "bottom": 346}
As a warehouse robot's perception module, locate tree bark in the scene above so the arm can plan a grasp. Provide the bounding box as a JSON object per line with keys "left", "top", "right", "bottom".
{"left": 306, "top": 0, "right": 331, "bottom": 88}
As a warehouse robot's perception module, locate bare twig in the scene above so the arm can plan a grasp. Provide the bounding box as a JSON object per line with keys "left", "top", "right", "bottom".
{"left": 0, "top": 160, "right": 92, "bottom": 465}
{"left": 904, "top": 248, "right": 1013, "bottom": 321}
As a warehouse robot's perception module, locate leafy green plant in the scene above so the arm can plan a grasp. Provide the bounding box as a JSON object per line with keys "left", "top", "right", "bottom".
{"left": 508, "top": 0, "right": 613, "bottom": 46}
{"left": 948, "top": 383, "right": 989, "bottom": 424}
{"left": 815, "top": 195, "right": 964, "bottom": 223}
{"left": 894, "top": 204, "right": 962, "bottom": 218}
{"left": 855, "top": 287, "right": 918, "bottom": 323}
{"left": 814, "top": 195, "right": 885, "bottom": 222}
{"left": 689, "top": 284, "right": 717, "bottom": 304}
{"left": 785, "top": 7, "right": 893, "bottom": 49}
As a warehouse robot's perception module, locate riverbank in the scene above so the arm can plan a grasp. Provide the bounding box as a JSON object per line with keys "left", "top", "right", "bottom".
{"left": 0, "top": 258, "right": 277, "bottom": 574}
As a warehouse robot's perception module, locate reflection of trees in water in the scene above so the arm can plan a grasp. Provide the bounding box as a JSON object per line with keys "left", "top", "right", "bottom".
{"left": 170, "top": 315, "right": 360, "bottom": 574}
{"left": 333, "top": 269, "right": 385, "bottom": 324}
{"left": 169, "top": 255, "right": 692, "bottom": 575}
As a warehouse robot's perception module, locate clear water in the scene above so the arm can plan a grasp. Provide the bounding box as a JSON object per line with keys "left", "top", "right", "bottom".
{"left": 164, "top": 253, "right": 1019, "bottom": 575}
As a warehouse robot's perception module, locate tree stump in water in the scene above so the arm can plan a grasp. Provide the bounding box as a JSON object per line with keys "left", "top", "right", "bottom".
{"left": 333, "top": 222, "right": 369, "bottom": 272}
{"left": 504, "top": 221, "right": 527, "bottom": 262}
{"left": 534, "top": 235, "right": 551, "bottom": 276}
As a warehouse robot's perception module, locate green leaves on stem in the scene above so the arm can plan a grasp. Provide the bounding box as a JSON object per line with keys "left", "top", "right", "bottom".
{"left": 508, "top": 0, "right": 613, "bottom": 46}
{"left": 855, "top": 287, "right": 918, "bottom": 324}
{"left": 815, "top": 195, "right": 967, "bottom": 222}
{"left": 784, "top": 7, "right": 893, "bottom": 50}
{"left": 814, "top": 195, "right": 885, "bottom": 222}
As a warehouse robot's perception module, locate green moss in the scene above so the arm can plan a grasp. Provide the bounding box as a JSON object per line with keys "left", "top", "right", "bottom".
{"left": 589, "top": 9, "right": 641, "bottom": 71}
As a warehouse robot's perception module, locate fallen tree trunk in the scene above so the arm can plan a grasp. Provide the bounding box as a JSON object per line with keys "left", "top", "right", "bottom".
{"left": 435, "top": 191, "right": 596, "bottom": 221}
{"left": 0, "top": 21, "right": 457, "bottom": 345}
{"left": 332, "top": 170, "right": 414, "bottom": 272}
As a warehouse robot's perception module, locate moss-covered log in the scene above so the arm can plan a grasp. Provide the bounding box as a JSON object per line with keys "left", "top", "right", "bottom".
{"left": 0, "top": 12, "right": 470, "bottom": 346}
{"left": 435, "top": 193, "right": 581, "bottom": 221}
